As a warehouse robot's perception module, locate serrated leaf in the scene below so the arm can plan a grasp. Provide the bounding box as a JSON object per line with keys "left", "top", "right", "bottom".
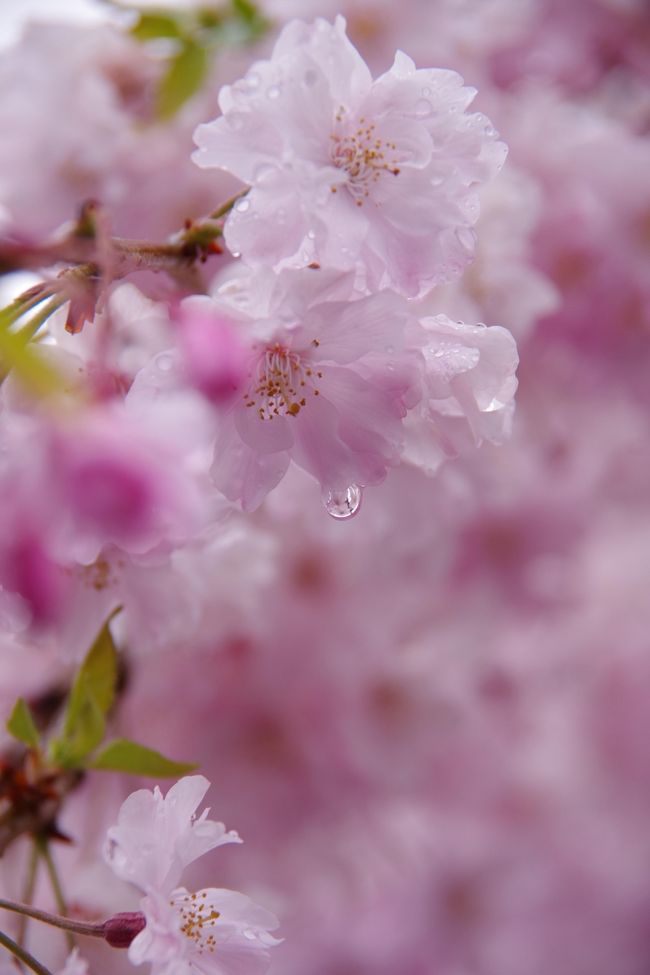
{"left": 64, "top": 615, "right": 119, "bottom": 732}
{"left": 7, "top": 698, "right": 40, "bottom": 749}
{"left": 50, "top": 694, "right": 105, "bottom": 769}
{"left": 131, "top": 13, "right": 183, "bottom": 41}
{"left": 156, "top": 40, "right": 209, "bottom": 120}
{"left": 49, "top": 612, "right": 119, "bottom": 768}
{"left": 90, "top": 739, "right": 198, "bottom": 777}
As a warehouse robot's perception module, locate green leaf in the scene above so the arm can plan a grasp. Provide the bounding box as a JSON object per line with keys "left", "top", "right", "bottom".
{"left": 131, "top": 12, "right": 183, "bottom": 42}
{"left": 90, "top": 739, "right": 198, "bottom": 777}
{"left": 50, "top": 694, "right": 105, "bottom": 769}
{"left": 49, "top": 612, "right": 119, "bottom": 768}
{"left": 232, "top": 0, "right": 269, "bottom": 36}
{"left": 6, "top": 698, "right": 40, "bottom": 749}
{"left": 0, "top": 304, "right": 64, "bottom": 398}
{"left": 231, "top": 0, "right": 261, "bottom": 25}
{"left": 65, "top": 615, "right": 119, "bottom": 729}
{"left": 156, "top": 40, "right": 209, "bottom": 120}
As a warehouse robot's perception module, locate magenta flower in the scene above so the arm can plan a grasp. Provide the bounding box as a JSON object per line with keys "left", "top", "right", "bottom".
{"left": 193, "top": 16, "right": 506, "bottom": 297}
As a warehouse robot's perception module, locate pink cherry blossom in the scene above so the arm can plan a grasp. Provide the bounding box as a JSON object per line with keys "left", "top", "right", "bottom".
{"left": 104, "top": 775, "right": 241, "bottom": 894}
{"left": 198, "top": 269, "right": 420, "bottom": 510}
{"left": 404, "top": 313, "right": 518, "bottom": 474}
{"left": 104, "top": 778, "right": 280, "bottom": 975}
{"left": 129, "top": 888, "right": 280, "bottom": 975}
{"left": 193, "top": 16, "right": 506, "bottom": 297}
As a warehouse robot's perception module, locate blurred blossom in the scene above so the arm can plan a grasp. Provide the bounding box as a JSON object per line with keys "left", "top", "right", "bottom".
{"left": 0, "top": 3, "right": 649, "bottom": 975}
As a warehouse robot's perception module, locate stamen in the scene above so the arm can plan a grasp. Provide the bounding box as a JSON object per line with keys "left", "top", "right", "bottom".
{"left": 176, "top": 893, "right": 221, "bottom": 955}
{"left": 244, "top": 343, "right": 320, "bottom": 420}
{"left": 330, "top": 108, "right": 401, "bottom": 205}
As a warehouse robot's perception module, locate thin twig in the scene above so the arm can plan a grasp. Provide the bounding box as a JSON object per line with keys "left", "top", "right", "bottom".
{"left": 0, "top": 929, "right": 54, "bottom": 975}
{"left": 16, "top": 841, "right": 40, "bottom": 951}
{"left": 0, "top": 898, "right": 104, "bottom": 940}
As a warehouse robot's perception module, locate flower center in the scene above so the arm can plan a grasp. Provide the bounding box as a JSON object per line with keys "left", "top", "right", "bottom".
{"left": 176, "top": 892, "right": 220, "bottom": 955}
{"left": 244, "top": 342, "right": 322, "bottom": 420}
{"left": 330, "top": 110, "right": 400, "bottom": 206}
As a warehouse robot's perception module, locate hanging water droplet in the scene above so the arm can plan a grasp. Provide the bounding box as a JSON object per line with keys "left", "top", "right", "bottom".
{"left": 323, "top": 485, "right": 363, "bottom": 520}
{"left": 267, "top": 85, "right": 281, "bottom": 100}
{"left": 235, "top": 198, "right": 250, "bottom": 213}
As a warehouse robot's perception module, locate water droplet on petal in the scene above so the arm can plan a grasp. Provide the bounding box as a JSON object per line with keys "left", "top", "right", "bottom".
{"left": 247, "top": 72, "right": 260, "bottom": 90}
{"left": 455, "top": 227, "right": 477, "bottom": 253}
{"left": 267, "top": 85, "right": 281, "bottom": 100}
{"left": 253, "top": 162, "right": 275, "bottom": 182}
{"left": 307, "top": 230, "right": 316, "bottom": 240}
{"left": 227, "top": 113, "right": 246, "bottom": 132}
{"left": 230, "top": 250, "right": 241, "bottom": 258}
{"left": 155, "top": 352, "right": 174, "bottom": 372}
{"left": 323, "top": 485, "right": 363, "bottom": 520}
{"left": 235, "top": 199, "right": 250, "bottom": 213}
{"left": 421, "top": 86, "right": 431, "bottom": 96}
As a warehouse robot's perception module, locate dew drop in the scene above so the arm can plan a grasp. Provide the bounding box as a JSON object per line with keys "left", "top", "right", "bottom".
{"left": 155, "top": 352, "right": 173, "bottom": 372}
{"left": 267, "top": 85, "right": 281, "bottom": 100}
{"left": 455, "top": 227, "right": 477, "bottom": 253}
{"left": 253, "top": 162, "right": 275, "bottom": 182}
{"left": 307, "top": 229, "right": 316, "bottom": 240}
{"left": 227, "top": 113, "right": 246, "bottom": 132}
{"left": 230, "top": 250, "right": 241, "bottom": 258}
{"left": 235, "top": 199, "right": 250, "bottom": 213}
{"left": 421, "top": 86, "right": 431, "bottom": 96}
{"left": 323, "top": 484, "right": 363, "bottom": 520}
{"left": 247, "top": 71, "right": 260, "bottom": 90}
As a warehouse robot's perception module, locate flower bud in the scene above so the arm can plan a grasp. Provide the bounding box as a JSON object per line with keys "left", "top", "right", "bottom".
{"left": 102, "top": 912, "right": 146, "bottom": 949}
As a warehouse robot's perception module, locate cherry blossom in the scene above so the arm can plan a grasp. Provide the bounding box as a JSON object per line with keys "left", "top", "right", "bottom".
{"left": 104, "top": 775, "right": 241, "bottom": 894}
{"left": 193, "top": 16, "right": 506, "bottom": 297}
{"left": 131, "top": 888, "right": 280, "bottom": 975}
{"left": 179, "top": 269, "right": 417, "bottom": 509}
{"left": 104, "top": 777, "right": 280, "bottom": 975}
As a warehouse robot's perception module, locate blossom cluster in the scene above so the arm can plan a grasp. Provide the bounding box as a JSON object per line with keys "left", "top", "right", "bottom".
{"left": 1, "top": 1, "right": 649, "bottom": 975}
{"left": 0, "top": 11, "right": 515, "bottom": 636}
